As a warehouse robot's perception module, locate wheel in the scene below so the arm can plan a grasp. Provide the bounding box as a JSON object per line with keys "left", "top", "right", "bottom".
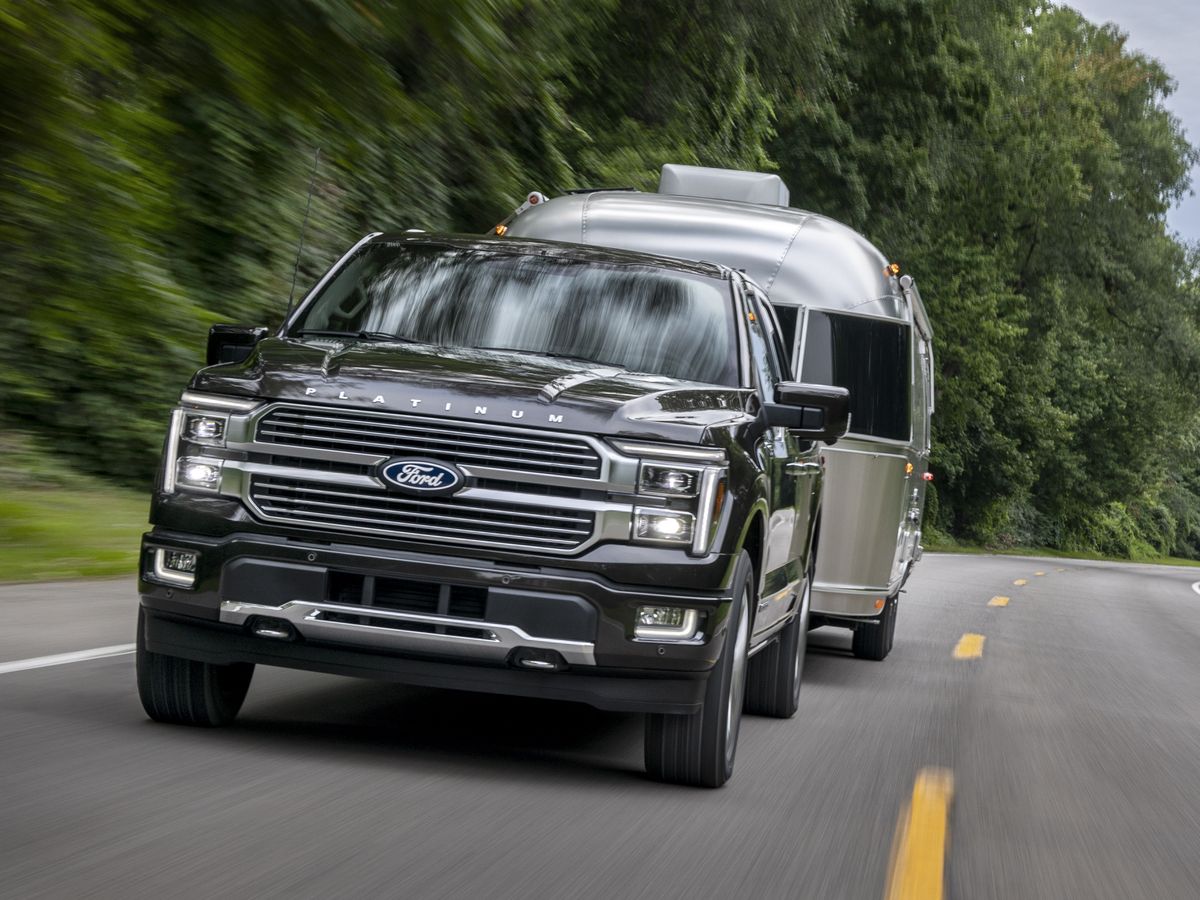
{"left": 135, "top": 609, "right": 254, "bottom": 726}
{"left": 745, "top": 554, "right": 812, "bottom": 718}
{"left": 645, "top": 551, "right": 753, "bottom": 788}
{"left": 851, "top": 593, "right": 898, "bottom": 661}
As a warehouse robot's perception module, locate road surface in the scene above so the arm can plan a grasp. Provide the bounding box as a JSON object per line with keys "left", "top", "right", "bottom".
{"left": 2, "top": 554, "right": 1199, "bottom": 899}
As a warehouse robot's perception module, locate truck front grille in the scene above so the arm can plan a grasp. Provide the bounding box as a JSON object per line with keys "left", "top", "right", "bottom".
{"left": 248, "top": 476, "right": 595, "bottom": 552}
{"left": 256, "top": 406, "right": 602, "bottom": 479}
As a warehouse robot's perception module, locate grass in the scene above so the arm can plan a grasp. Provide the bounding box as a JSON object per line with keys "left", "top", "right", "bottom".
{"left": 923, "top": 529, "right": 1200, "bottom": 569}
{"left": 0, "top": 432, "right": 148, "bottom": 584}
{"left": 0, "top": 486, "right": 148, "bottom": 583}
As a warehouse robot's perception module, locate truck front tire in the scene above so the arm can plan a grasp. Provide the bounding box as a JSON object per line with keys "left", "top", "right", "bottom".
{"left": 744, "top": 555, "right": 812, "bottom": 718}
{"left": 644, "top": 551, "right": 753, "bottom": 788}
{"left": 136, "top": 609, "right": 254, "bottom": 726}
{"left": 851, "top": 594, "right": 897, "bottom": 661}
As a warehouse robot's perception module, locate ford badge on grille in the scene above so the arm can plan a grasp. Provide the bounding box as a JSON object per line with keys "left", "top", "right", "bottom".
{"left": 379, "top": 458, "right": 465, "bottom": 496}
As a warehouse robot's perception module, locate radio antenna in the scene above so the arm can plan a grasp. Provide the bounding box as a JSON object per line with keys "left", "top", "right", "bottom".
{"left": 284, "top": 146, "right": 322, "bottom": 321}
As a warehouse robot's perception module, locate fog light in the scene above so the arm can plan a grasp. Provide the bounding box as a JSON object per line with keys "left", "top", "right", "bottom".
{"left": 635, "top": 606, "right": 700, "bottom": 640}
{"left": 184, "top": 414, "right": 226, "bottom": 444}
{"left": 639, "top": 463, "right": 700, "bottom": 497}
{"left": 164, "top": 550, "right": 196, "bottom": 573}
{"left": 177, "top": 458, "right": 222, "bottom": 490}
{"left": 151, "top": 548, "right": 197, "bottom": 587}
{"left": 633, "top": 509, "right": 695, "bottom": 544}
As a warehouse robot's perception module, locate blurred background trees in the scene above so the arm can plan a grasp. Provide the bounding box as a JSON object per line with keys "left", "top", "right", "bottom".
{"left": 2, "top": 0, "right": 1198, "bottom": 557}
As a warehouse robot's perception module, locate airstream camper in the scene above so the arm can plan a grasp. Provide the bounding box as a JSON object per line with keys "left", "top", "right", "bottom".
{"left": 504, "top": 165, "right": 934, "bottom": 660}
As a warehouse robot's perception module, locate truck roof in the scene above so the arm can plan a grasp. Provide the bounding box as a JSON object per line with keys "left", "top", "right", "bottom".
{"left": 506, "top": 191, "right": 908, "bottom": 322}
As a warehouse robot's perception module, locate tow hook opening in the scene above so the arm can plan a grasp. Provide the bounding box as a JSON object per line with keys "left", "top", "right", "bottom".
{"left": 248, "top": 616, "right": 298, "bottom": 642}
{"left": 509, "top": 647, "right": 568, "bottom": 671}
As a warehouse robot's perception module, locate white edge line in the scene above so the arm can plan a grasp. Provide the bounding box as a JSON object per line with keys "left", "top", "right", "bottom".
{"left": 1192, "top": 581, "right": 1200, "bottom": 598}
{"left": 0, "top": 644, "right": 136, "bottom": 676}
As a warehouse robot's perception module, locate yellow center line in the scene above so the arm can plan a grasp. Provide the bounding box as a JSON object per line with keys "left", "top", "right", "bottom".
{"left": 885, "top": 767, "right": 955, "bottom": 900}
{"left": 988, "top": 595, "right": 1009, "bottom": 607}
{"left": 953, "top": 633, "right": 985, "bottom": 659}
{"left": 1035, "top": 571, "right": 1045, "bottom": 576}
{"left": 1013, "top": 578, "right": 1027, "bottom": 586}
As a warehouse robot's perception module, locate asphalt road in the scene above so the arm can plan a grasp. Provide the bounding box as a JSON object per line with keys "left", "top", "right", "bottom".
{"left": 3, "top": 554, "right": 1200, "bottom": 899}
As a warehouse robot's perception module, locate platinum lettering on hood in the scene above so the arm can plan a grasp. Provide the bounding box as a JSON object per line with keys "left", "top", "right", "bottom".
{"left": 301, "top": 387, "right": 565, "bottom": 423}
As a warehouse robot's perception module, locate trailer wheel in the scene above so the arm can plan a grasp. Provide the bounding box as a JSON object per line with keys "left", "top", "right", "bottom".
{"left": 136, "top": 609, "right": 254, "bottom": 726}
{"left": 744, "top": 554, "right": 812, "bottom": 718}
{"left": 851, "top": 594, "right": 898, "bottom": 661}
{"left": 645, "top": 551, "right": 752, "bottom": 788}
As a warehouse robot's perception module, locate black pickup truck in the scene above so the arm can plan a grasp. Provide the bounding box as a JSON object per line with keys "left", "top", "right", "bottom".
{"left": 137, "top": 234, "right": 848, "bottom": 787}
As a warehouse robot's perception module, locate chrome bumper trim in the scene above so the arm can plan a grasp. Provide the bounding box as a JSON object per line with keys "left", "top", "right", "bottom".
{"left": 219, "top": 600, "right": 596, "bottom": 666}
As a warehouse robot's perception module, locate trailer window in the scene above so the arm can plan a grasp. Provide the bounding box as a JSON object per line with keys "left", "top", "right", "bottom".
{"left": 800, "top": 310, "right": 910, "bottom": 440}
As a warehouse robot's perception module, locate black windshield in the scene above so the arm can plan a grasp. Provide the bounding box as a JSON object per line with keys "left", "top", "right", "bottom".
{"left": 292, "top": 244, "right": 739, "bottom": 387}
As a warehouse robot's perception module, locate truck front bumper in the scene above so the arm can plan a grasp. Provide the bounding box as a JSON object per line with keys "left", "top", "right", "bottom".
{"left": 139, "top": 530, "right": 735, "bottom": 715}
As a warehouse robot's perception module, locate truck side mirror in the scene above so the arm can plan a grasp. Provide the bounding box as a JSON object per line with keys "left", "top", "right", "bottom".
{"left": 206, "top": 325, "right": 269, "bottom": 366}
{"left": 764, "top": 382, "right": 851, "bottom": 445}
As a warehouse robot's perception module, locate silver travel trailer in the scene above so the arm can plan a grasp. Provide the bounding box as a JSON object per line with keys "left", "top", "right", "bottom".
{"left": 503, "top": 165, "right": 934, "bottom": 660}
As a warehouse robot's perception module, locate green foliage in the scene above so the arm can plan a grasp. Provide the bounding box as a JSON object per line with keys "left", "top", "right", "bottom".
{"left": 1, "top": 1, "right": 1198, "bottom": 559}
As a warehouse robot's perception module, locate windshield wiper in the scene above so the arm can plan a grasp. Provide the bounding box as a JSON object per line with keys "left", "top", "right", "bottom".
{"left": 293, "top": 329, "right": 422, "bottom": 344}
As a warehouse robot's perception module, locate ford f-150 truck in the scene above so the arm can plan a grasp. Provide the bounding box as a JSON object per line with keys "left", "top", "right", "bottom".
{"left": 136, "top": 234, "right": 849, "bottom": 787}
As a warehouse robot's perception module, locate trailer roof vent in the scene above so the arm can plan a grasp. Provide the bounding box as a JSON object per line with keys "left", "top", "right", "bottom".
{"left": 658, "top": 164, "right": 790, "bottom": 207}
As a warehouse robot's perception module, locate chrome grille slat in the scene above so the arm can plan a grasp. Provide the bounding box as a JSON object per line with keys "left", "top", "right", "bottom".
{"left": 249, "top": 476, "right": 594, "bottom": 551}
{"left": 266, "top": 411, "right": 590, "bottom": 451}
{"left": 257, "top": 426, "right": 596, "bottom": 466}
{"left": 254, "top": 492, "right": 590, "bottom": 536}
{"left": 255, "top": 507, "right": 581, "bottom": 547}
{"left": 255, "top": 481, "right": 591, "bottom": 525}
{"left": 256, "top": 405, "right": 602, "bottom": 479}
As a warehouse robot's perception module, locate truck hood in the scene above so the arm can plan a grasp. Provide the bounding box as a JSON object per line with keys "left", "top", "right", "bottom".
{"left": 189, "top": 338, "right": 756, "bottom": 444}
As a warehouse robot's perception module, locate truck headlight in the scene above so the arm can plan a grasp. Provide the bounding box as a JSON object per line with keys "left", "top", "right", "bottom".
{"left": 177, "top": 457, "right": 222, "bottom": 491}
{"left": 183, "top": 413, "right": 226, "bottom": 445}
{"left": 634, "top": 509, "right": 695, "bottom": 544}
{"left": 161, "top": 394, "right": 258, "bottom": 495}
{"left": 638, "top": 463, "right": 701, "bottom": 497}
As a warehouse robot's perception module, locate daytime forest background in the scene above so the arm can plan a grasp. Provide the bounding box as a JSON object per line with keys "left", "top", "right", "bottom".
{"left": 3, "top": 0, "right": 1199, "bottom": 561}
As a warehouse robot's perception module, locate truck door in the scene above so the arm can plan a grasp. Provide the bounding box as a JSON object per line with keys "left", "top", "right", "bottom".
{"left": 744, "top": 284, "right": 812, "bottom": 635}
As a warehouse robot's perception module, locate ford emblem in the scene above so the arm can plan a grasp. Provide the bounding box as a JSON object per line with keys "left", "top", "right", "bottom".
{"left": 378, "top": 458, "right": 465, "bottom": 496}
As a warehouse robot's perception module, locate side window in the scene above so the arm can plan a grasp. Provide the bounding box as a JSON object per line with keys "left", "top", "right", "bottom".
{"left": 770, "top": 304, "right": 800, "bottom": 371}
{"left": 800, "top": 309, "right": 911, "bottom": 441}
{"left": 743, "top": 285, "right": 784, "bottom": 390}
